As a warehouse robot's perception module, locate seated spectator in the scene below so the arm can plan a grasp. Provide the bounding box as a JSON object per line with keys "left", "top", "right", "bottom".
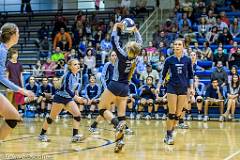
{"left": 178, "top": 13, "right": 192, "bottom": 31}
{"left": 223, "top": 75, "right": 240, "bottom": 120}
{"left": 213, "top": 42, "right": 227, "bottom": 55}
{"left": 216, "top": 16, "right": 228, "bottom": 32}
{"left": 150, "top": 51, "right": 160, "bottom": 69}
{"left": 37, "top": 23, "right": 49, "bottom": 44}
{"left": 83, "top": 75, "right": 101, "bottom": 119}
{"left": 32, "top": 60, "right": 43, "bottom": 77}
{"left": 51, "top": 77, "right": 61, "bottom": 95}
{"left": 136, "top": 49, "right": 147, "bottom": 74}
{"left": 55, "top": 59, "right": 65, "bottom": 77}
{"left": 155, "top": 84, "right": 167, "bottom": 120}
{"left": 202, "top": 41, "right": 213, "bottom": 60}
{"left": 193, "top": 76, "right": 205, "bottom": 120}
{"left": 137, "top": 76, "right": 157, "bottom": 120}
{"left": 37, "top": 77, "right": 53, "bottom": 117}
{"left": 78, "top": 36, "right": 88, "bottom": 57}
{"left": 42, "top": 58, "right": 56, "bottom": 78}
{"left": 192, "top": 42, "right": 203, "bottom": 59}
{"left": 52, "top": 12, "right": 67, "bottom": 39}
{"left": 231, "top": 0, "right": 240, "bottom": 11}
{"left": 158, "top": 41, "right": 168, "bottom": 57}
{"left": 166, "top": 42, "right": 174, "bottom": 57}
{"left": 73, "top": 27, "right": 84, "bottom": 47}
{"left": 100, "top": 33, "right": 112, "bottom": 64}
{"left": 152, "top": 30, "right": 170, "bottom": 48}
{"left": 155, "top": 54, "right": 165, "bottom": 73}
{"left": 145, "top": 41, "right": 157, "bottom": 57}
{"left": 231, "top": 47, "right": 240, "bottom": 67}
{"left": 219, "top": 11, "right": 230, "bottom": 27}
{"left": 80, "top": 57, "right": 91, "bottom": 88}
{"left": 51, "top": 47, "right": 65, "bottom": 62}
{"left": 190, "top": 52, "right": 204, "bottom": 73}
{"left": 228, "top": 65, "right": 239, "bottom": 84}
{"left": 211, "top": 61, "right": 228, "bottom": 93}
{"left": 179, "top": 20, "right": 191, "bottom": 37}
{"left": 140, "top": 63, "right": 159, "bottom": 86}
{"left": 84, "top": 49, "right": 96, "bottom": 75}
{"left": 213, "top": 48, "right": 229, "bottom": 68}
{"left": 198, "top": 17, "right": 210, "bottom": 37}
{"left": 206, "top": 10, "right": 216, "bottom": 26}
{"left": 206, "top": 26, "right": 219, "bottom": 44}
{"left": 203, "top": 79, "right": 224, "bottom": 122}
{"left": 127, "top": 82, "right": 138, "bottom": 119}
{"left": 230, "top": 17, "right": 240, "bottom": 38}
{"left": 25, "top": 76, "right": 39, "bottom": 104}
{"left": 163, "top": 19, "right": 175, "bottom": 33}
{"left": 218, "top": 27, "right": 233, "bottom": 45}
{"left": 39, "top": 36, "right": 51, "bottom": 59}
{"left": 53, "top": 27, "right": 72, "bottom": 51}
{"left": 229, "top": 42, "right": 239, "bottom": 67}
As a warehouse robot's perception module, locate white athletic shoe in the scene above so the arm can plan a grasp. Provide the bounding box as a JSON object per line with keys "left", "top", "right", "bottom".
{"left": 72, "top": 134, "right": 84, "bottom": 143}
{"left": 219, "top": 115, "right": 224, "bottom": 122}
{"left": 187, "top": 115, "right": 192, "bottom": 121}
{"left": 203, "top": 116, "right": 208, "bottom": 122}
{"left": 163, "top": 134, "right": 174, "bottom": 145}
{"left": 145, "top": 115, "right": 151, "bottom": 120}
{"left": 197, "top": 114, "right": 202, "bottom": 121}
{"left": 162, "top": 114, "right": 167, "bottom": 120}
{"left": 136, "top": 114, "right": 141, "bottom": 120}
{"left": 38, "top": 134, "right": 50, "bottom": 142}
{"left": 129, "top": 113, "right": 135, "bottom": 119}
{"left": 89, "top": 127, "right": 100, "bottom": 135}
{"left": 155, "top": 114, "right": 160, "bottom": 120}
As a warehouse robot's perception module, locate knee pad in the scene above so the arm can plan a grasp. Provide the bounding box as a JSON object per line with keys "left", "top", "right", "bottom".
{"left": 197, "top": 99, "right": 203, "bottom": 103}
{"left": 46, "top": 117, "right": 53, "bottom": 124}
{"left": 118, "top": 116, "right": 126, "bottom": 121}
{"left": 99, "top": 109, "right": 107, "bottom": 117}
{"left": 163, "top": 101, "right": 168, "bottom": 105}
{"left": 168, "top": 114, "right": 176, "bottom": 120}
{"left": 5, "top": 120, "right": 18, "bottom": 129}
{"left": 175, "top": 116, "right": 180, "bottom": 120}
{"left": 148, "top": 103, "right": 153, "bottom": 106}
{"left": 73, "top": 116, "right": 81, "bottom": 122}
{"left": 127, "top": 98, "right": 131, "bottom": 103}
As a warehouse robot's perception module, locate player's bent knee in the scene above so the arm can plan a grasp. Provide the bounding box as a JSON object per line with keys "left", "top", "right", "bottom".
{"left": 99, "top": 109, "right": 107, "bottom": 117}
{"left": 46, "top": 117, "right": 53, "bottom": 124}
{"left": 5, "top": 120, "right": 18, "bottom": 128}
{"left": 168, "top": 114, "right": 176, "bottom": 120}
{"left": 197, "top": 98, "right": 203, "bottom": 103}
{"left": 73, "top": 116, "right": 81, "bottom": 122}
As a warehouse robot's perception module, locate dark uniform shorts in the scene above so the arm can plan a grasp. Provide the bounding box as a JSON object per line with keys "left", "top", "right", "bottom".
{"left": 167, "top": 84, "right": 188, "bottom": 95}
{"left": 107, "top": 81, "right": 129, "bottom": 97}
{"left": 53, "top": 94, "right": 73, "bottom": 105}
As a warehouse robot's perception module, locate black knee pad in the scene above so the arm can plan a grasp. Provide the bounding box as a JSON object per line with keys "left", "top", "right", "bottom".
{"left": 168, "top": 114, "right": 176, "bottom": 120}
{"left": 5, "top": 120, "right": 18, "bottom": 129}
{"left": 175, "top": 116, "right": 180, "bottom": 120}
{"left": 197, "top": 99, "right": 203, "bottom": 103}
{"left": 99, "top": 109, "right": 107, "bottom": 117}
{"left": 127, "top": 98, "right": 131, "bottom": 103}
{"left": 46, "top": 117, "right": 53, "bottom": 124}
{"left": 73, "top": 116, "right": 81, "bottom": 122}
{"left": 182, "top": 108, "right": 188, "bottom": 112}
{"left": 118, "top": 116, "right": 126, "bottom": 121}
{"left": 148, "top": 103, "right": 153, "bottom": 106}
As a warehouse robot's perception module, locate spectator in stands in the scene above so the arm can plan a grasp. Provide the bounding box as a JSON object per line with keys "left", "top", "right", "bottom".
{"left": 51, "top": 47, "right": 64, "bottom": 62}
{"left": 229, "top": 42, "right": 239, "bottom": 67}
{"left": 94, "top": 30, "right": 104, "bottom": 45}
{"left": 83, "top": 75, "right": 101, "bottom": 119}
{"left": 166, "top": 42, "right": 174, "bottom": 57}
{"left": 202, "top": 41, "right": 213, "bottom": 60}
{"left": 6, "top": 49, "right": 24, "bottom": 113}
{"left": 198, "top": 17, "right": 210, "bottom": 38}
{"left": 213, "top": 42, "right": 227, "bottom": 55}
{"left": 84, "top": 49, "right": 96, "bottom": 75}
{"left": 213, "top": 48, "right": 229, "bottom": 68}
{"left": 207, "top": 1, "right": 217, "bottom": 14}
{"left": 20, "top": 0, "right": 32, "bottom": 14}
{"left": 190, "top": 52, "right": 204, "bottom": 73}
{"left": 158, "top": 41, "right": 168, "bottom": 57}
{"left": 72, "top": 21, "right": 84, "bottom": 46}
{"left": 137, "top": 76, "right": 157, "bottom": 120}
{"left": 74, "top": 10, "right": 86, "bottom": 24}
{"left": 25, "top": 76, "right": 39, "bottom": 104}
{"left": 228, "top": 65, "right": 239, "bottom": 84}
{"left": 178, "top": 13, "right": 192, "bottom": 31}
{"left": 231, "top": 47, "right": 240, "bottom": 67}
{"left": 206, "top": 26, "right": 219, "bottom": 44}
{"left": 150, "top": 50, "right": 160, "bottom": 70}
{"left": 38, "top": 23, "right": 49, "bottom": 42}
{"left": 152, "top": 30, "right": 170, "bottom": 48}
{"left": 32, "top": 60, "right": 43, "bottom": 78}
{"left": 218, "top": 27, "right": 233, "bottom": 45}
{"left": 145, "top": 41, "right": 157, "bottom": 57}
{"left": 121, "top": 0, "right": 131, "bottom": 9}
{"left": 39, "top": 36, "right": 51, "bottom": 59}
{"left": 140, "top": 63, "right": 159, "bottom": 86}
{"left": 53, "top": 27, "right": 72, "bottom": 51}
{"left": 66, "top": 48, "right": 79, "bottom": 61}
{"left": 84, "top": 21, "right": 92, "bottom": 37}
{"left": 179, "top": 20, "right": 192, "bottom": 38}
{"left": 193, "top": 76, "right": 205, "bottom": 120}
{"left": 211, "top": 61, "right": 228, "bottom": 94}
{"left": 78, "top": 36, "right": 88, "bottom": 57}
{"left": 219, "top": 11, "right": 230, "bottom": 26}
{"left": 55, "top": 59, "right": 65, "bottom": 77}
{"left": 136, "top": 49, "right": 147, "bottom": 74}
{"left": 38, "top": 77, "right": 53, "bottom": 117}
{"left": 42, "top": 58, "right": 56, "bottom": 78}
{"left": 230, "top": 17, "right": 240, "bottom": 38}
{"left": 223, "top": 74, "right": 240, "bottom": 120}
{"left": 216, "top": 16, "right": 228, "bottom": 31}
{"left": 203, "top": 78, "right": 224, "bottom": 122}
{"left": 155, "top": 54, "right": 165, "bottom": 73}
{"left": 192, "top": 42, "right": 203, "bottom": 60}
{"left": 231, "top": 0, "right": 240, "bottom": 11}
{"left": 163, "top": 19, "right": 175, "bottom": 33}
{"left": 100, "top": 33, "right": 112, "bottom": 64}
{"left": 206, "top": 10, "right": 216, "bottom": 26}
{"left": 79, "top": 57, "right": 90, "bottom": 88}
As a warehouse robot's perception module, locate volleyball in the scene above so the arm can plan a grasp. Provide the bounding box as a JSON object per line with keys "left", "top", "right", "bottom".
{"left": 121, "top": 18, "right": 135, "bottom": 33}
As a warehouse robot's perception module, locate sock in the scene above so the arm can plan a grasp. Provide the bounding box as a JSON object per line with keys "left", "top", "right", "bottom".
{"left": 91, "top": 121, "right": 98, "bottom": 128}
{"left": 73, "top": 128, "right": 78, "bottom": 136}
{"left": 179, "top": 118, "right": 184, "bottom": 124}
{"left": 40, "top": 129, "right": 47, "bottom": 135}
{"left": 111, "top": 118, "right": 119, "bottom": 128}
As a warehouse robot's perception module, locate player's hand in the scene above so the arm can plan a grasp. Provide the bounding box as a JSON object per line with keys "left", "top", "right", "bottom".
{"left": 189, "top": 88, "right": 195, "bottom": 96}
{"left": 20, "top": 89, "right": 35, "bottom": 100}
{"left": 116, "top": 22, "right": 125, "bottom": 31}
{"left": 75, "top": 96, "right": 84, "bottom": 104}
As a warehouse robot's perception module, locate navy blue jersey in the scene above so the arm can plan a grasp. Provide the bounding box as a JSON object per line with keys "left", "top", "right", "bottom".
{"left": 205, "top": 85, "right": 223, "bottom": 99}
{"left": 195, "top": 82, "right": 205, "bottom": 96}
{"left": 25, "top": 83, "right": 39, "bottom": 95}
{"left": 158, "top": 85, "right": 167, "bottom": 97}
{"left": 56, "top": 71, "right": 80, "bottom": 98}
{"left": 139, "top": 84, "right": 156, "bottom": 99}
{"left": 111, "top": 30, "right": 142, "bottom": 84}
{"left": 52, "top": 86, "right": 59, "bottom": 95}
{"left": 101, "top": 62, "right": 114, "bottom": 89}
{"left": 129, "top": 82, "right": 137, "bottom": 96}
{"left": 39, "top": 84, "right": 52, "bottom": 94}
{"left": 84, "top": 84, "right": 101, "bottom": 100}
{"left": 161, "top": 55, "right": 193, "bottom": 88}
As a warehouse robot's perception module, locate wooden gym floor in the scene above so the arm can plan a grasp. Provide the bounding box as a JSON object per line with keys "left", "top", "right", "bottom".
{"left": 0, "top": 118, "right": 240, "bottom": 160}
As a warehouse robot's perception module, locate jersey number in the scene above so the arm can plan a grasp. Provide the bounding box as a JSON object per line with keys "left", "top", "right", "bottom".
{"left": 177, "top": 67, "right": 182, "bottom": 74}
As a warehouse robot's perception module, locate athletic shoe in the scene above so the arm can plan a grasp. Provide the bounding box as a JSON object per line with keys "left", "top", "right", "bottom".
{"left": 125, "top": 128, "right": 134, "bottom": 135}
{"left": 129, "top": 113, "right": 135, "bottom": 119}
{"left": 87, "top": 114, "right": 92, "bottom": 119}
{"left": 203, "top": 116, "right": 208, "bottom": 122}
{"left": 178, "top": 123, "right": 189, "bottom": 129}
{"left": 89, "top": 127, "right": 100, "bottom": 135}
{"left": 162, "top": 114, "right": 167, "bottom": 120}
{"left": 136, "top": 114, "right": 141, "bottom": 120}
{"left": 219, "top": 115, "right": 224, "bottom": 122}
{"left": 145, "top": 115, "right": 151, "bottom": 120}
{"left": 114, "top": 140, "right": 125, "bottom": 153}
{"left": 115, "top": 121, "right": 126, "bottom": 142}
{"left": 163, "top": 134, "right": 174, "bottom": 145}
{"left": 38, "top": 134, "right": 50, "bottom": 142}
{"left": 155, "top": 114, "right": 160, "bottom": 120}
{"left": 72, "top": 134, "right": 84, "bottom": 143}
{"left": 187, "top": 115, "right": 192, "bottom": 121}
{"left": 40, "top": 113, "right": 45, "bottom": 118}
{"left": 197, "top": 114, "right": 202, "bottom": 121}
